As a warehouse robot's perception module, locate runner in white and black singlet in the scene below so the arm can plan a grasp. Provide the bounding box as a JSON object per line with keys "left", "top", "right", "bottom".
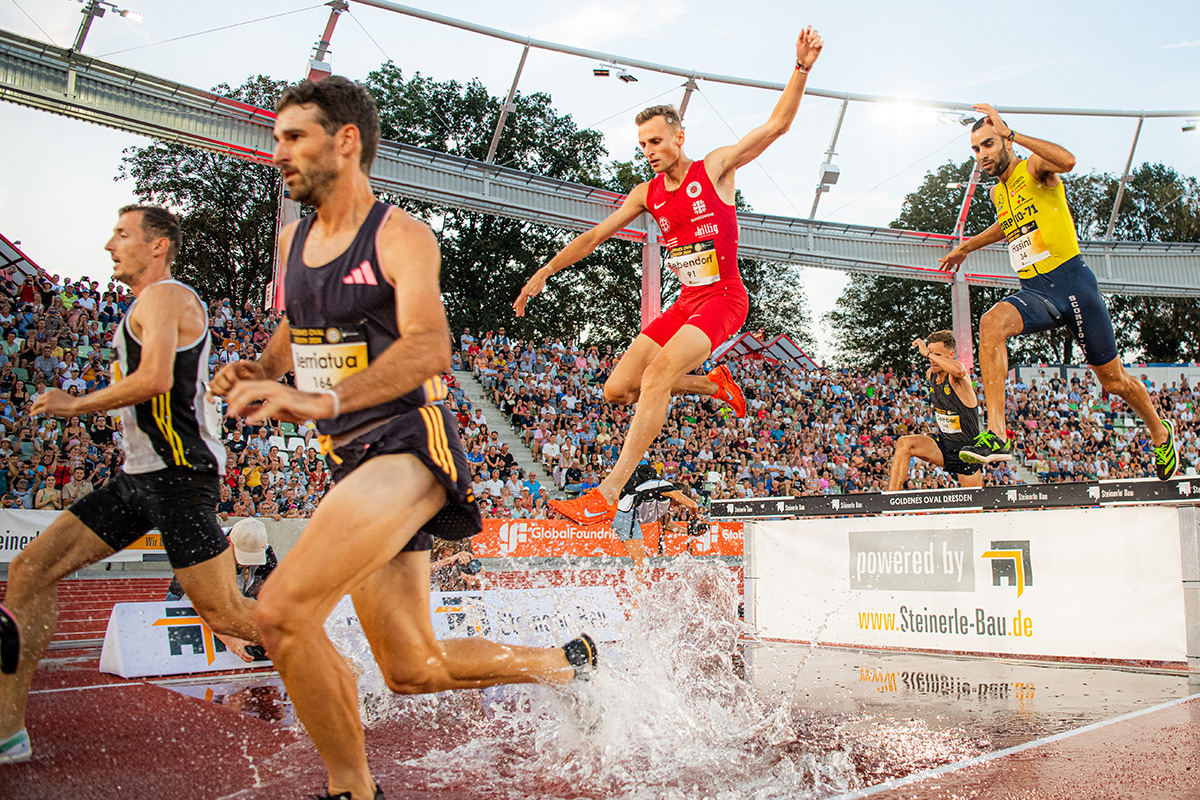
{"left": 210, "top": 77, "right": 595, "bottom": 800}
{"left": 887, "top": 331, "right": 984, "bottom": 491}
{"left": 0, "top": 206, "right": 261, "bottom": 767}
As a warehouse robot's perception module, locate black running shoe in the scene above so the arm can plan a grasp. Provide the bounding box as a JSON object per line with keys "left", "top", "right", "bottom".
{"left": 0, "top": 603, "right": 18, "bottom": 675}
{"left": 1155, "top": 419, "right": 1179, "bottom": 481}
{"left": 562, "top": 633, "right": 598, "bottom": 681}
{"left": 958, "top": 430, "right": 1012, "bottom": 464}
{"left": 309, "top": 784, "right": 384, "bottom": 800}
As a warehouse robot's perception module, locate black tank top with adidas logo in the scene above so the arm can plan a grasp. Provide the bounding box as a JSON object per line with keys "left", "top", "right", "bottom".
{"left": 283, "top": 201, "right": 446, "bottom": 437}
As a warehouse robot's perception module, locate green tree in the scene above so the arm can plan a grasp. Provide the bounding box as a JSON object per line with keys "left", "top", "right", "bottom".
{"left": 364, "top": 63, "right": 643, "bottom": 345}
{"left": 116, "top": 75, "right": 287, "bottom": 309}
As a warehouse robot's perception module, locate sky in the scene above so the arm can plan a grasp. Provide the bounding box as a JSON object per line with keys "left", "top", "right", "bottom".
{"left": 1, "top": 0, "right": 1198, "bottom": 360}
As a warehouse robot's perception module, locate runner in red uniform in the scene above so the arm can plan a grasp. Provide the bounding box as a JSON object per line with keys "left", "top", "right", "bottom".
{"left": 515, "top": 27, "right": 823, "bottom": 525}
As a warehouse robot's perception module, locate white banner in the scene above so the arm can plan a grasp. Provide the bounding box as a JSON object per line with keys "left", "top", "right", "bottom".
{"left": 99, "top": 601, "right": 270, "bottom": 678}
{"left": 327, "top": 587, "right": 623, "bottom": 650}
{"left": 1, "top": 509, "right": 165, "bottom": 563}
{"left": 101, "top": 586, "right": 624, "bottom": 679}
{"left": 750, "top": 506, "right": 1186, "bottom": 662}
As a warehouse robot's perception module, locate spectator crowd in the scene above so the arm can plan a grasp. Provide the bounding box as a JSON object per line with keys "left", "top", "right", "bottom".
{"left": 0, "top": 261, "right": 1194, "bottom": 524}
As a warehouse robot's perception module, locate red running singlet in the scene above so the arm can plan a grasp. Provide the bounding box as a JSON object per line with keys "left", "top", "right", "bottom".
{"left": 645, "top": 159, "right": 742, "bottom": 289}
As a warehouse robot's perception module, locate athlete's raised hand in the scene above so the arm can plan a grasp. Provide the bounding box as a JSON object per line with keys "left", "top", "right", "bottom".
{"left": 913, "top": 338, "right": 930, "bottom": 357}
{"left": 207, "top": 360, "right": 265, "bottom": 403}
{"left": 972, "top": 103, "right": 1011, "bottom": 140}
{"left": 796, "top": 26, "right": 823, "bottom": 70}
{"left": 514, "top": 266, "right": 552, "bottom": 318}
{"left": 225, "top": 379, "right": 335, "bottom": 425}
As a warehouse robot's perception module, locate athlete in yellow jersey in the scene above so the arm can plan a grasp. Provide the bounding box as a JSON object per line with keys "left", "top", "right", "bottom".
{"left": 938, "top": 104, "right": 1177, "bottom": 480}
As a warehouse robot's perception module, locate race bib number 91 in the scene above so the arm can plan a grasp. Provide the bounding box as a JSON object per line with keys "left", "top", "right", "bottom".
{"left": 665, "top": 240, "right": 720, "bottom": 287}
{"left": 290, "top": 325, "right": 368, "bottom": 391}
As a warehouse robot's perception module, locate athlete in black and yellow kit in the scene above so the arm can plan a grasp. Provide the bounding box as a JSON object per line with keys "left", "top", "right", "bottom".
{"left": 211, "top": 77, "right": 593, "bottom": 800}
{"left": 1, "top": 206, "right": 262, "bottom": 767}
{"left": 939, "top": 103, "right": 1177, "bottom": 480}
{"left": 887, "top": 331, "right": 982, "bottom": 491}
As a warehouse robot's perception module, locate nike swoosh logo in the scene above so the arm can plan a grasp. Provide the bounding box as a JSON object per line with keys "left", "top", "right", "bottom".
{"left": 652, "top": 201, "right": 666, "bottom": 209}
{"left": 581, "top": 508, "right": 609, "bottom": 520}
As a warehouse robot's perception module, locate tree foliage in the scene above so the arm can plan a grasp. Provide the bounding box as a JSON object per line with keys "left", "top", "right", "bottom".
{"left": 827, "top": 157, "right": 1200, "bottom": 371}
{"left": 116, "top": 75, "right": 287, "bottom": 309}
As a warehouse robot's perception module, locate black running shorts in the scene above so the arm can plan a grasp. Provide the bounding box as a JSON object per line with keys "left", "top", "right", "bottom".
{"left": 70, "top": 468, "right": 228, "bottom": 569}
{"left": 329, "top": 405, "right": 482, "bottom": 552}
{"left": 935, "top": 436, "right": 982, "bottom": 477}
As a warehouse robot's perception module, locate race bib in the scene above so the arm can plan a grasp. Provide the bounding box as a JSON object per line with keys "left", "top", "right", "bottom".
{"left": 935, "top": 411, "right": 962, "bottom": 435}
{"left": 665, "top": 240, "right": 720, "bottom": 287}
{"left": 1006, "top": 220, "right": 1052, "bottom": 273}
{"left": 290, "top": 325, "right": 368, "bottom": 391}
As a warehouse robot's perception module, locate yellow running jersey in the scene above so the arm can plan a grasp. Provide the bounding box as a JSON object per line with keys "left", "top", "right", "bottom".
{"left": 990, "top": 160, "right": 1080, "bottom": 278}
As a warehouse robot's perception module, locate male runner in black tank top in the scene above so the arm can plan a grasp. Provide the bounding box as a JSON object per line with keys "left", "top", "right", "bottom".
{"left": 887, "top": 330, "right": 984, "bottom": 491}
{"left": 210, "top": 77, "right": 594, "bottom": 800}
{"left": 1, "top": 206, "right": 262, "bottom": 767}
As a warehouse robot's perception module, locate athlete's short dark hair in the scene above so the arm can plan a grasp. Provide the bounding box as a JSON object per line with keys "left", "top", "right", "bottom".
{"left": 927, "top": 330, "right": 956, "bottom": 349}
{"left": 277, "top": 76, "right": 381, "bottom": 173}
{"left": 118, "top": 204, "right": 181, "bottom": 267}
{"left": 635, "top": 105, "right": 682, "bottom": 131}
{"left": 971, "top": 117, "right": 989, "bottom": 133}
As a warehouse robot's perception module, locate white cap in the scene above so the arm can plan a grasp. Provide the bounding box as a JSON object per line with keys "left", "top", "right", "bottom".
{"left": 228, "top": 518, "right": 268, "bottom": 565}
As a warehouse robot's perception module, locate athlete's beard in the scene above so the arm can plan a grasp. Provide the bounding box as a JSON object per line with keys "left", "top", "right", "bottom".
{"left": 287, "top": 162, "right": 339, "bottom": 206}
{"left": 985, "top": 149, "right": 1013, "bottom": 178}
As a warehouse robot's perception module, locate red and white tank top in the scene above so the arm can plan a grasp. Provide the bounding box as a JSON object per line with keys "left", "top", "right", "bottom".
{"left": 645, "top": 159, "right": 741, "bottom": 290}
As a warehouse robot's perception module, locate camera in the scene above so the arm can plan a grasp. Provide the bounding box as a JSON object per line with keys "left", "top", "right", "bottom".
{"left": 459, "top": 558, "right": 482, "bottom": 575}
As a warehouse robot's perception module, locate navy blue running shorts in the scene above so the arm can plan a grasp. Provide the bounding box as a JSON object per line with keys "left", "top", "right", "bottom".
{"left": 70, "top": 468, "right": 228, "bottom": 569}
{"left": 329, "top": 405, "right": 482, "bottom": 552}
{"left": 1001, "top": 255, "right": 1118, "bottom": 367}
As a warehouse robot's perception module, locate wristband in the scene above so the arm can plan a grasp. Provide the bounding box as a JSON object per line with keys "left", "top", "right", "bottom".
{"left": 795, "top": 61, "right": 810, "bottom": 74}
{"left": 1006, "top": 129, "right": 1016, "bottom": 143}
{"left": 323, "top": 388, "right": 341, "bottom": 418}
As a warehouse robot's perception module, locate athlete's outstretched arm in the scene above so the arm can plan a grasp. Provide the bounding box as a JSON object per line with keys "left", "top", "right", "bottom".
{"left": 972, "top": 104, "right": 1076, "bottom": 181}
{"left": 914, "top": 338, "right": 967, "bottom": 379}
{"left": 514, "top": 184, "right": 650, "bottom": 317}
{"left": 32, "top": 281, "right": 188, "bottom": 418}
{"left": 938, "top": 221, "right": 1006, "bottom": 272}
{"left": 705, "top": 28, "right": 823, "bottom": 179}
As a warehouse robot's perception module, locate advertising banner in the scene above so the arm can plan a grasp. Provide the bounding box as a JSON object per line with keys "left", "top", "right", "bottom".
{"left": 102, "top": 586, "right": 625, "bottom": 679}
{"left": 1, "top": 509, "right": 165, "bottom": 563}
{"left": 471, "top": 518, "right": 743, "bottom": 559}
{"left": 749, "top": 505, "right": 1186, "bottom": 663}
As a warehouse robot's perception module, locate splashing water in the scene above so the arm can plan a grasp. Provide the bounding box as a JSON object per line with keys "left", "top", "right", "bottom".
{"left": 325, "top": 557, "right": 862, "bottom": 799}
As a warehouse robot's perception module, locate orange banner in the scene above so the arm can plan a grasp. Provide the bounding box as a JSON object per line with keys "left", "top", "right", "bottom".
{"left": 473, "top": 518, "right": 743, "bottom": 559}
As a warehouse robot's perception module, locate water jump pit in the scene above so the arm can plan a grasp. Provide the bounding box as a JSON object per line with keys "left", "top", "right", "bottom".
{"left": 8, "top": 479, "right": 1200, "bottom": 798}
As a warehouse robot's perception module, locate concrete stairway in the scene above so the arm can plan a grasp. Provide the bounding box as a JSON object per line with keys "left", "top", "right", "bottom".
{"left": 453, "top": 370, "right": 557, "bottom": 493}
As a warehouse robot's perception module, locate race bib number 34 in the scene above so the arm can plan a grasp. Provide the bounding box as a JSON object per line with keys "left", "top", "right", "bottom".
{"left": 665, "top": 240, "right": 720, "bottom": 287}
{"left": 290, "top": 325, "right": 368, "bottom": 391}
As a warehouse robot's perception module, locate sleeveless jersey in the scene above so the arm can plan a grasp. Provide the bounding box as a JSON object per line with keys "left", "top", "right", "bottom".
{"left": 927, "top": 372, "right": 979, "bottom": 447}
{"left": 282, "top": 201, "right": 448, "bottom": 437}
{"left": 646, "top": 159, "right": 741, "bottom": 289}
{"left": 991, "top": 160, "right": 1081, "bottom": 278}
{"left": 113, "top": 280, "right": 224, "bottom": 475}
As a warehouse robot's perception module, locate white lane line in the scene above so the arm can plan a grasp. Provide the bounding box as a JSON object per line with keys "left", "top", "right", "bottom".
{"left": 30, "top": 683, "right": 137, "bottom": 695}
{"left": 835, "top": 692, "right": 1200, "bottom": 799}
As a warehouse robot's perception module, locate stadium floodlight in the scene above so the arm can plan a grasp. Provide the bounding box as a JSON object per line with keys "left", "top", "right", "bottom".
{"left": 69, "top": 0, "right": 143, "bottom": 53}
{"left": 593, "top": 65, "right": 610, "bottom": 77}
{"left": 594, "top": 64, "right": 637, "bottom": 83}
{"left": 1184, "top": 120, "right": 1197, "bottom": 133}
{"left": 939, "top": 112, "right": 978, "bottom": 127}
{"left": 616, "top": 69, "right": 638, "bottom": 84}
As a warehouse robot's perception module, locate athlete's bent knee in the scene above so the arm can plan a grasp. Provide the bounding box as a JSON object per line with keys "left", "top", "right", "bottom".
{"left": 253, "top": 587, "right": 306, "bottom": 649}
{"left": 604, "top": 380, "right": 637, "bottom": 405}
{"left": 382, "top": 659, "right": 449, "bottom": 695}
{"left": 980, "top": 305, "right": 1019, "bottom": 343}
